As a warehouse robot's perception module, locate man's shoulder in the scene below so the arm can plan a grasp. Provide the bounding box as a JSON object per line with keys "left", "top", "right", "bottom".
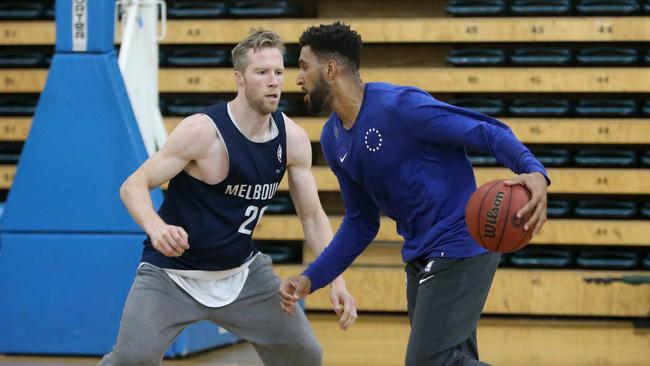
{"left": 282, "top": 113, "right": 309, "bottom": 146}
{"left": 177, "top": 113, "right": 218, "bottom": 136}
{"left": 366, "top": 82, "right": 429, "bottom": 110}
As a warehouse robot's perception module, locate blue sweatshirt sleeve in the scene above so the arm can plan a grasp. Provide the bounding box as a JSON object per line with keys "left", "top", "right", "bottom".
{"left": 397, "top": 88, "right": 550, "bottom": 182}
{"left": 302, "top": 127, "right": 381, "bottom": 292}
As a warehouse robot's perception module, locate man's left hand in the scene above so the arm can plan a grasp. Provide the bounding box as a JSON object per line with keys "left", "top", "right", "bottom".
{"left": 504, "top": 172, "right": 549, "bottom": 236}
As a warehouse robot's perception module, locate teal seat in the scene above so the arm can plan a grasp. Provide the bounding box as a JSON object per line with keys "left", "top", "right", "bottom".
{"left": 511, "top": 0, "right": 572, "bottom": 15}
{"left": 577, "top": 250, "right": 639, "bottom": 269}
{"left": 167, "top": 1, "right": 228, "bottom": 19}
{"left": 0, "top": 95, "right": 38, "bottom": 115}
{"left": 448, "top": 97, "right": 504, "bottom": 116}
{"left": 576, "top": 0, "right": 640, "bottom": 15}
{"left": 510, "top": 48, "right": 572, "bottom": 66}
{"left": 510, "top": 248, "right": 573, "bottom": 268}
{"left": 229, "top": 1, "right": 300, "bottom": 18}
{"left": 467, "top": 150, "right": 498, "bottom": 166}
{"left": 0, "top": 2, "right": 45, "bottom": 20}
{"left": 531, "top": 147, "right": 571, "bottom": 166}
{"left": 162, "top": 48, "right": 230, "bottom": 67}
{"left": 0, "top": 48, "right": 48, "bottom": 67}
{"left": 574, "top": 149, "right": 637, "bottom": 167}
{"left": 162, "top": 95, "right": 227, "bottom": 116}
{"left": 446, "top": 0, "right": 506, "bottom": 15}
{"left": 509, "top": 99, "right": 571, "bottom": 116}
{"left": 575, "top": 99, "right": 638, "bottom": 117}
{"left": 446, "top": 49, "right": 506, "bottom": 66}
{"left": 546, "top": 199, "right": 572, "bottom": 217}
{"left": 577, "top": 47, "right": 639, "bottom": 65}
{"left": 574, "top": 199, "right": 637, "bottom": 218}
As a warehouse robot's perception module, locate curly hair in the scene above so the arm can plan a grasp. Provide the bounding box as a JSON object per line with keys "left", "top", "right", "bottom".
{"left": 299, "top": 22, "right": 362, "bottom": 71}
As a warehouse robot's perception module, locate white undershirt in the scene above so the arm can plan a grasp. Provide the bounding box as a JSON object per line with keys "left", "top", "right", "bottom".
{"left": 144, "top": 252, "right": 260, "bottom": 308}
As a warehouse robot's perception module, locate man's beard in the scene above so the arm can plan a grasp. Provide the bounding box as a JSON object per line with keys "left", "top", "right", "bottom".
{"left": 307, "top": 75, "right": 331, "bottom": 114}
{"left": 245, "top": 85, "right": 278, "bottom": 115}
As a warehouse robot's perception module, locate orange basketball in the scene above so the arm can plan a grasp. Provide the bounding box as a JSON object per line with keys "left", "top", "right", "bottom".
{"left": 465, "top": 179, "right": 533, "bottom": 253}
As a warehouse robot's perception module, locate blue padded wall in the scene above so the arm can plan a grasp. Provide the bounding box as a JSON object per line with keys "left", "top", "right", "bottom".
{"left": 0, "top": 52, "right": 163, "bottom": 232}
{"left": 0, "top": 234, "right": 239, "bottom": 356}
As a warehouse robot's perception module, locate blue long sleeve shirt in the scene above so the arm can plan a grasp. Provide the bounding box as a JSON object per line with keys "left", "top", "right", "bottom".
{"left": 303, "top": 82, "right": 548, "bottom": 291}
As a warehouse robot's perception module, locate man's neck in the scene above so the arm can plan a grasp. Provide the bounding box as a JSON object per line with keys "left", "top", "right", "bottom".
{"left": 229, "top": 97, "right": 272, "bottom": 141}
{"left": 332, "top": 78, "right": 365, "bottom": 130}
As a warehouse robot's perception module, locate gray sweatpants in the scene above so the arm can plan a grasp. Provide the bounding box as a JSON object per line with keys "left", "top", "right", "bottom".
{"left": 98, "top": 254, "right": 321, "bottom": 366}
{"left": 404, "top": 252, "right": 500, "bottom": 366}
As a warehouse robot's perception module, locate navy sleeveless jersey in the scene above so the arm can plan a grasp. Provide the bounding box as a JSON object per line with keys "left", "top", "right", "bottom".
{"left": 142, "top": 102, "right": 287, "bottom": 270}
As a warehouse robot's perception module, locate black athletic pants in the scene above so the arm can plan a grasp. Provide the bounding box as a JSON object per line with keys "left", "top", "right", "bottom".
{"left": 404, "top": 252, "right": 500, "bottom": 366}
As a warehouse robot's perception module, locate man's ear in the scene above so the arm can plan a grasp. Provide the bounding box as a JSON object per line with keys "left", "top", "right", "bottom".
{"left": 325, "top": 59, "right": 338, "bottom": 80}
{"left": 234, "top": 70, "right": 244, "bottom": 86}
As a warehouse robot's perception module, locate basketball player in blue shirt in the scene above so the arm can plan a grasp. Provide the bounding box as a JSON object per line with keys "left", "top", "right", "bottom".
{"left": 280, "top": 22, "right": 550, "bottom": 365}
{"left": 98, "top": 30, "right": 357, "bottom": 366}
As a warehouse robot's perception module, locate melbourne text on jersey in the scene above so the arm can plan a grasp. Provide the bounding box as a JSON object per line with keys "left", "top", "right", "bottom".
{"left": 224, "top": 182, "right": 280, "bottom": 201}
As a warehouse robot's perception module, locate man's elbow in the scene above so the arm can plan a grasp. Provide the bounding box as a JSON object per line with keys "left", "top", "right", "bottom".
{"left": 119, "top": 175, "right": 144, "bottom": 204}
{"left": 119, "top": 178, "right": 132, "bottom": 204}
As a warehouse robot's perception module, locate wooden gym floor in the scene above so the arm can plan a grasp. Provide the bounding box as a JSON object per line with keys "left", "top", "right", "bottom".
{"left": 1, "top": 313, "right": 649, "bottom": 366}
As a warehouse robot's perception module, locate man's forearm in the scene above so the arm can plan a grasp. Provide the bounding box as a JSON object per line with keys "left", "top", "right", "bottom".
{"left": 120, "top": 178, "right": 164, "bottom": 235}
{"left": 299, "top": 210, "right": 346, "bottom": 286}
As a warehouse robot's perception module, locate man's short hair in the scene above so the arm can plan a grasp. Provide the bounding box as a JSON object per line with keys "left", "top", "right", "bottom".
{"left": 231, "top": 29, "right": 286, "bottom": 71}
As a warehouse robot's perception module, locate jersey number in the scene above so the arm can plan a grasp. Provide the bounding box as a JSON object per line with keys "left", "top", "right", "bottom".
{"left": 238, "top": 205, "right": 268, "bottom": 235}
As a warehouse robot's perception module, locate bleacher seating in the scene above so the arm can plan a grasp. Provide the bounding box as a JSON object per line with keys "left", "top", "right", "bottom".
{"left": 0, "top": 0, "right": 648, "bottom": 318}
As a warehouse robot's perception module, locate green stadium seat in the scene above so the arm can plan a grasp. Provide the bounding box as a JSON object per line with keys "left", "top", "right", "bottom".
{"left": 167, "top": 1, "right": 228, "bottom": 19}
{"left": 576, "top": 0, "right": 641, "bottom": 15}
{"left": 0, "top": 95, "right": 38, "bottom": 115}
{"left": 446, "top": 49, "right": 507, "bottom": 66}
{"left": 510, "top": 0, "right": 573, "bottom": 15}
{"left": 546, "top": 199, "right": 572, "bottom": 217}
{"left": 229, "top": 1, "right": 300, "bottom": 18}
{"left": 641, "top": 150, "right": 650, "bottom": 166}
{"left": 574, "top": 199, "right": 638, "bottom": 218}
{"left": 576, "top": 250, "right": 639, "bottom": 269}
{"left": 510, "top": 248, "right": 573, "bottom": 268}
{"left": 467, "top": 150, "right": 498, "bottom": 166}
{"left": 509, "top": 99, "right": 571, "bottom": 116}
{"left": 448, "top": 97, "right": 505, "bottom": 116}
{"left": 0, "top": 48, "right": 48, "bottom": 67}
{"left": 0, "top": 2, "right": 45, "bottom": 20}
{"left": 510, "top": 47, "right": 572, "bottom": 66}
{"left": 576, "top": 47, "right": 639, "bottom": 65}
{"left": 161, "top": 48, "right": 230, "bottom": 67}
{"left": 530, "top": 147, "right": 571, "bottom": 166}
{"left": 574, "top": 148, "right": 637, "bottom": 167}
{"left": 445, "top": 0, "right": 507, "bottom": 16}
{"left": 162, "top": 95, "right": 227, "bottom": 116}
{"left": 575, "top": 99, "right": 638, "bottom": 117}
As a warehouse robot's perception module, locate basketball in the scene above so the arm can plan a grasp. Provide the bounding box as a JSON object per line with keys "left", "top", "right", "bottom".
{"left": 465, "top": 179, "right": 533, "bottom": 253}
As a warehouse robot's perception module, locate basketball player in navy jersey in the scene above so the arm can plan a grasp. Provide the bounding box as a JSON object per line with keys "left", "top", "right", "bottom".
{"left": 99, "top": 30, "right": 356, "bottom": 366}
{"left": 280, "top": 23, "right": 550, "bottom": 365}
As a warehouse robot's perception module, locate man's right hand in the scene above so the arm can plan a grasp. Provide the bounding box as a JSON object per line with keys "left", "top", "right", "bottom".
{"left": 279, "top": 275, "right": 312, "bottom": 315}
{"left": 150, "top": 225, "right": 189, "bottom": 257}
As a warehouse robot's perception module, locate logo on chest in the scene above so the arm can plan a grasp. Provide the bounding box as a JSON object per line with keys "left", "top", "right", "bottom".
{"left": 277, "top": 144, "right": 283, "bottom": 162}
{"left": 364, "top": 128, "right": 383, "bottom": 152}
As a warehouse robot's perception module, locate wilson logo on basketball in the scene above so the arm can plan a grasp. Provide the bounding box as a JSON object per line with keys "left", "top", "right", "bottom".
{"left": 483, "top": 191, "right": 504, "bottom": 238}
